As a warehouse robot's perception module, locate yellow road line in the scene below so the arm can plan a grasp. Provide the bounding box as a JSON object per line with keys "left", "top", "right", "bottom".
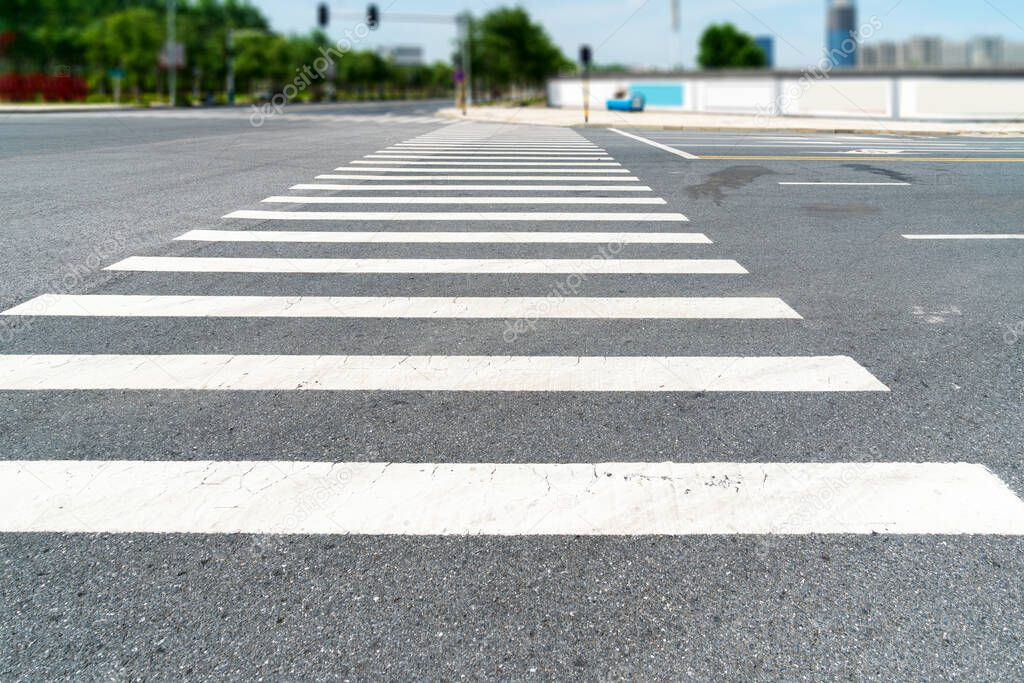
{"left": 698, "top": 155, "right": 1024, "bottom": 162}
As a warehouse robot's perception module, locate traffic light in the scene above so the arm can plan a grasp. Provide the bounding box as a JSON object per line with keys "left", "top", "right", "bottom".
{"left": 367, "top": 4, "right": 380, "bottom": 29}
{"left": 579, "top": 45, "right": 592, "bottom": 69}
{"left": 317, "top": 3, "right": 329, "bottom": 28}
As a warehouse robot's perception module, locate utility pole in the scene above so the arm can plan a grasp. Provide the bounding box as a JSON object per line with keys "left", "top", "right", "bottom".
{"left": 166, "top": 0, "right": 176, "bottom": 106}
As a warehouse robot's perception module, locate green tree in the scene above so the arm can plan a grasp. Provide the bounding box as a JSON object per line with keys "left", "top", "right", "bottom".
{"left": 471, "top": 7, "right": 571, "bottom": 95}
{"left": 82, "top": 8, "right": 163, "bottom": 98}
{"left": 232, "top": 30, "right": 274, "bottom": 96}
{"left": 178, "top": 0, "right": 268, "bottom": 100}
{"left": 2, "top": 0, "right": 453, "bottom": 102}
{"left": 697, "top": 23, "right": 767, "bottom": 69}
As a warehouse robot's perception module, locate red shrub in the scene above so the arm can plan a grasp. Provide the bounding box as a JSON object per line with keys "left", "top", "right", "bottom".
{"left": 0, "top": 72, "right": 88, "bottom": 102}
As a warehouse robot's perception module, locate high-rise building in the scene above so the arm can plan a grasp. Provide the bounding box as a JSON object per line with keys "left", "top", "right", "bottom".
{"left": 969, "top": 36, "right": 1005, "bottom": 68}
{"left": 940, "top": 41, "right": 969, "bottom": 68}
{"left": 826, "top": 0, "right": 858, "bottom": 68}
{"left": 877, "top": 42, "right": 900, "bottom": 68}
{"left": 904, "top": 36, "right": 942, "bottom": 68}
{"left": 754, "top": 36, "right": 775, "bottom": 68}
{"left": 1006, "top": 42, "right": 1024, "bottom": 67}
{"left": 857, "top": 35, "right": 1024, "bottom": 70}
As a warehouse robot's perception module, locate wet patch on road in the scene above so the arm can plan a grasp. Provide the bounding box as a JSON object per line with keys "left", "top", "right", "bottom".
{"left": 842, "top": 163, "right": 913, "bottom": 184}
{"left": 686, "top": 166, "right": 775, "bottom": 205}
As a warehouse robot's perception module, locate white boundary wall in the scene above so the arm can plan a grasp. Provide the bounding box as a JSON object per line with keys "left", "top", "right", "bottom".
{"left": 549, "top": 72, "right": 1024, "bottom": 121}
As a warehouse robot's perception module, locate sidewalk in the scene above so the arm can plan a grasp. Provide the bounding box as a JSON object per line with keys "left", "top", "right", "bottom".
{"left": 437, "top": 106, "right": 1024, "bottom": 136}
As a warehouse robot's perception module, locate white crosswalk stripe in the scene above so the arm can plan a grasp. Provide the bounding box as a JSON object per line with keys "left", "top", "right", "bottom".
{"left": 332, "top": 167, "right": 634, "bottom": 173}
{"left": 290, "top": 183, "right": 654, "bottom": 191}
{"left": 174, "top": 229, "right": 710, "bottom": 243}
{"left": 6, "top": 461, "right": 1021, "bottom": 535}
{"left": 0, "top": 354, "right": 886, "bottom": 391}
{"left": 315, "top": 174, "right": 643, "bottom": 181}
{"left": 222, "top": 210, "right": 689, "bottom": 221}
{"left": 105, "top": 256, "right": 745, "bottom": 274}
{"left": 259, "top": 195, "right": 666, "bottom": 205}
{"left": 350, "top": 160, "right": 622, "bottom": 166}
{"left": 3, "top": 295, "right": 794, "bottom": 319}
{"left": 381, "top": 150, "right": 609, "bottom": 155}
{"left": 366, "top": 155, "right": 615, "bottom": 160}
{"left": 8, "top": 120, "right": 1016, "bottom": 539}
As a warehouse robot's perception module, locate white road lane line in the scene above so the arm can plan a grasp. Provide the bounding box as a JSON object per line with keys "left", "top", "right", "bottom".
{"left": 260, "top": 196, "right": 666, "bottom": 205}
{"left": 334, "top": 168, "right": 633, "bottom": 173}
{"left": 10, "top": 460, "right": 1019, "bottom": 535}
{"left": 315, "top": 174, "right": 642, "bottom": 181}
{"left": 174, "top": 230, "right": 709, "bottom": 243}
{"left": 291, "top": 184, "right": 653, "bottom": 191}
{"left": 0, "top": 355, "right": 884, "bottom": 392}
{"left": 223, "top": 210, "right": 688, "bottom": 221}
{"left": 778, "top": 182, "right": 910, "bottom": 186}
{"left": 3, "top": 295, "right": 797, "bottom": 319}
{"left": 105, "top": 257, "right": 740, "bottom": 274}
{"left": 608, "top": 128, "right": 700, "bottom": 159}
{"left": 902, "top": 234, "right": 1024, "bottom": 240}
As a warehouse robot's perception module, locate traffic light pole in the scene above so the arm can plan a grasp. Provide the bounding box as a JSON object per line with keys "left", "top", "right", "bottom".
{"left": 326, "top": 7, "right": 472, "bottom": 109}
{"left": 579, "top": 45, "right": 592, "bottom": 124}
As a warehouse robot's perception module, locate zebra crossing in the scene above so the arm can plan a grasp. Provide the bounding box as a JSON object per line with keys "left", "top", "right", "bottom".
{"left": 4, "top": 122, "right": 1024, "bottom": 536}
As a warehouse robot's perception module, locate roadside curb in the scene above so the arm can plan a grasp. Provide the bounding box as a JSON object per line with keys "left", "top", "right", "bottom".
{"left": 436, "top": 107, "right": 1024, "bottom": 137}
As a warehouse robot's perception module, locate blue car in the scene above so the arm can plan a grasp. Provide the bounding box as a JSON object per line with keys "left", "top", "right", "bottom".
{"left": 606, "top": 92, "right": 645, "bottom": 112}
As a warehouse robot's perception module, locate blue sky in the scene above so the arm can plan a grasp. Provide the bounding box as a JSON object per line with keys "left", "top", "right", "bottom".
{"left": 253, "top": 0, "right": 1024, "bottom": 69}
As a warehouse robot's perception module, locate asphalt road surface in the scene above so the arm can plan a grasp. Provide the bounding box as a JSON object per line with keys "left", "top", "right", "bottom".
{"left": 1, "top": 102, "right": 1023, "bottom": 680}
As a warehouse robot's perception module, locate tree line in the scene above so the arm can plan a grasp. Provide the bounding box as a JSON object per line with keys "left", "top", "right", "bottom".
{"left": 0, "top": 1, "right": 573, "bottom": 104}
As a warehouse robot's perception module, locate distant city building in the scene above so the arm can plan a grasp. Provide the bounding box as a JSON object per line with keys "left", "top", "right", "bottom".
{"left": 1007, "top": 41, "right": 1024, "bottom": 66}
{"left": 754, "top": 36, "right": 774, "bottom": 68}
{"left": 969, "top": 36, "right": 1004, "bottom": 68}
{"left": 826, "top": 0, "right": 858, "bottom": 68}
{"left": 903, "top": 36, "right": 942, "bottom": 68}
{"left": 860, "top": 42, "right": 900, "bottom": 69}
{"left": 377, "top": 46, "right": 423, "bottom": 66}
{"left": 941, "top": 41, "right": 969, "bottom": 68}
{"left": 857, "top": 34, "right": 1024, "bottom": 69}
